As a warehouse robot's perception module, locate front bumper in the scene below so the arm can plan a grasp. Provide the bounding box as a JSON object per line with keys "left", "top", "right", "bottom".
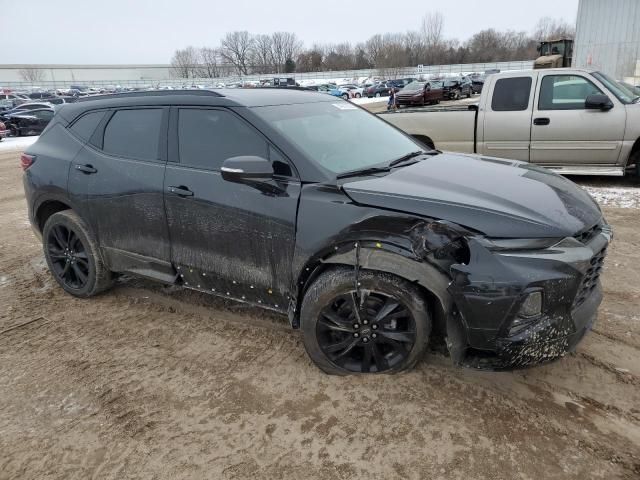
{"left": 448, "top": 225, "right": 612, "bottom": 369}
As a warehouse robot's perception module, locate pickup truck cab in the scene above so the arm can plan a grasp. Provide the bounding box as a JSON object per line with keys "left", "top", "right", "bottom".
{"left": 381, "top": 68, "right": 640, "bottom": 177}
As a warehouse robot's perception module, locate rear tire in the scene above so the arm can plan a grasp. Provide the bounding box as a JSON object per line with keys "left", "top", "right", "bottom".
{"left": 301, "top": 267, "right": 431, "bottom": 375}
{"left": 43, "top": 210, "right": 114, "bottom": 298}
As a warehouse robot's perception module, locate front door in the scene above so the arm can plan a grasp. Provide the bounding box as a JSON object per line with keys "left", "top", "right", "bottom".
{"left": 530, "top": 73, "right": 626, "bottom": 165}
{"left": 164, "top": 107, "right": 301, "bottom": 310}
{"left": 481, "top": 73, "right": 536, "bottom": 162}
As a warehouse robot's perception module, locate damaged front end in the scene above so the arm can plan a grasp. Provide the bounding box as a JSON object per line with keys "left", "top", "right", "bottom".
{"left": 441, "top": 223, "right": 612, "bottom": 369}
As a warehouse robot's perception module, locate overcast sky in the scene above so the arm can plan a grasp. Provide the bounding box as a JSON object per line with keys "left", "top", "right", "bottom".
{"left": 3, "top": 0, "right": 579, "bottom": 64}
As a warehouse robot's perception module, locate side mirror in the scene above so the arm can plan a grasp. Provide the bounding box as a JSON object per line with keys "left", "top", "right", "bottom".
{"left": 585, "top": 94, "right": 614, "bottom": 111}
{"left": 221, "top": 156, "right": 273, "bottom": 183}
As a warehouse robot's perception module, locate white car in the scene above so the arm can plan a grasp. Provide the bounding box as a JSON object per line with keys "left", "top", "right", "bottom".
{"left": 338, "top": 84, "right": 363, "bottom": 98}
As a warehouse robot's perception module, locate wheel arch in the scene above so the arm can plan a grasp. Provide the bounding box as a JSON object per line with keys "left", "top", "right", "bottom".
{"left": 35, "top": 199, "right": 73, "bottom": 233}
{"left": 292, "top": 242, "right": 454, "bottom": 341}
{"left": 628, "top": 137, "right": 640, "bottom": 166}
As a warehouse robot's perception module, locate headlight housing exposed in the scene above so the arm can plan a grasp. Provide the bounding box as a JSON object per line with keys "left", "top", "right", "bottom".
{"left": 476, "top": 237, "right": 563, "bottom": 252}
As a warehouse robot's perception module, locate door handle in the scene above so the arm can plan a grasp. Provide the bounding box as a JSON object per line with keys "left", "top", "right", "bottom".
{"left": 74, "top": 164, "right": 97, "bottom": 174}
{"left": 533, "top": 117, "right": 551, "bottom": 126}
{"left": 167, "top": 185, "right": 194, "bottom": 197}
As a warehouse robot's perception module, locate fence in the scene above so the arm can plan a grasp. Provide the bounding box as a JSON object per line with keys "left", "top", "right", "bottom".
{"left": 1, "top": 60, "right": 534, "bottom": 89}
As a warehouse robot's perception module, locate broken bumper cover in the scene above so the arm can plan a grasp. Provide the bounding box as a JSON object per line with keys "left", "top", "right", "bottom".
{"left": 449, "top": 225, "right": 612, "bottom": 369}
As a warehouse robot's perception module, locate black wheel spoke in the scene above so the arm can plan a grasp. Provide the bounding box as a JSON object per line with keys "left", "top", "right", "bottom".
{"left": 75, "top": 257, "right": 89, "bottom": 269}
{"left": 51, "top": 226, "right": 67, "bottom": 250}
{"left": 362, "top": 343, "right": 373, "bottom": 373}
{"left": 60, "top": 261, "right": 71, "bottom": 278}
{"left": 375, "top": 298, "right": 400, "bottom": 322}
{"left": 379, "top": 330, "right": 415, "bottom": 343}
{"left": 349, "top": 292, "right": 362, "bottom": 323}
{"left": 72, "top": 263, "right": 87, "bottom": 284}
{"left": 74, "top": 250, "right": 88, "bottom": 260}
{"left": 332, "top": 338, "right": 359, "bottom": 360}
{"left": 371, "top": 342, "right": 389, "bottom": 371}
{"left": 319, "top": 315, "right": 352, "bottom": 333}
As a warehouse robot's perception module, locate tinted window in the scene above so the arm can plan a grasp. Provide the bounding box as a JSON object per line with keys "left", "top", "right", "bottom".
{"left": 70, "top": 111, "right": 105, "bottom": 141}
{"left": 539, "top": 75, "right": 603, "bottom": 110}
{"left": 103, "top": 109, "right": 163, "bottom": 160}
{"left": 491, "top": 77, "right": 532, "bottom": 111}
{"left": 178, "top": 109, "right": 267, "bottom": 170}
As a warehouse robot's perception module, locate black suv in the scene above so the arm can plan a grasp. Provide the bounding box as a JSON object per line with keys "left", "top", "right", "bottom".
{"left": 23, "top": 89, "right": 611, "bottom": 374}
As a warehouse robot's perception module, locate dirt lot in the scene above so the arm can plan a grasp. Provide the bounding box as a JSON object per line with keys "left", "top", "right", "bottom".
{"left": 0, "top": 142, "right": 639, "bottom": 480}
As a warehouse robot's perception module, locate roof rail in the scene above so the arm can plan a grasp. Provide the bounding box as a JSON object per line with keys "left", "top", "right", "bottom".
{"left": 76, "top": 89, "right": 225, "bottom": 102}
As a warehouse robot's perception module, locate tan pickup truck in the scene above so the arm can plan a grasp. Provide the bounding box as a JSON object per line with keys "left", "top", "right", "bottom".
{"left": 380, "top": 68, "right": 640, "bottom": 177}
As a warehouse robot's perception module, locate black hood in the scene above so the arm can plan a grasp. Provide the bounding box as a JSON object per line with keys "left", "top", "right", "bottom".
{"left": 341, "top": 153, "right": 602, "bottom": 238}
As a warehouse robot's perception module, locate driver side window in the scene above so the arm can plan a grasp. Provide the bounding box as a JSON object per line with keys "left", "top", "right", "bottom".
{"left": 538, "top": 75, "right": 604, "bottom": 111}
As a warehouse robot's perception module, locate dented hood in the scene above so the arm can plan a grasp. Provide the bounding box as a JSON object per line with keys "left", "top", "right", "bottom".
{"left": 341, "top": 153, "right": 602, "bottom": 238}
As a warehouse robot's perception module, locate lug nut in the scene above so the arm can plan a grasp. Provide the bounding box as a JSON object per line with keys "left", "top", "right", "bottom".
{"left": 362, "top": 337, "right": 369, "bottom": 343}
{"left": 372, "top": 333, "right": 377, "bottom": 339}
{"left": 353, "top": 323, "right": 360, "bottom": 329}
{"left": 363, "top": 320, "right": 368, "bottom": 325}
{"left": 353, "top": 332, "right": 359, "bottom": 338}
{"left": 372, "top": 324, "right": 378, "bottom": 330}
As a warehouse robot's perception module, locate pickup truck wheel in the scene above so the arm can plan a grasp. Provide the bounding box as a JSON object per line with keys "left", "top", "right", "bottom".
{"left": 375, "top": 92, "right": 381, "bottom": 98}
{"left": 454, "top": 90, "right": 461, "bottom": 100}
{"left": 43, "top": 210, "right": 114, "bottom": 298}
{"left": 301, "top": 267, "right": 431, "bottom": 375}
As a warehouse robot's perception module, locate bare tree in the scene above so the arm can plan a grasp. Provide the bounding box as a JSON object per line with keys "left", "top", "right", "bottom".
{"left": 199, "top": 47, "right": 221, "bottom": 78}
{"left": 252, "top": 34, "right": 274, "bottom": 73}
{"left": 421, "top": 12, "right": 445, "bottom": 64}
{"left": 270, "top": 32, "right": 302, "bottom": 73}
{"left": 171, "top": 47, "right": 199, "bottom": 78}
{"left": 220, "top": 31, "right": 254, "bottom": 75}
{"left": 18, "top": 66, "right": 45, "bottom": 83}
{"left": 532, "top": 17, "right": 576, "bottom": 41}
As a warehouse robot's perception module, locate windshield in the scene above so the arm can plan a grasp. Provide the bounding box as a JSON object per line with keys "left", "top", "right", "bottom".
{"left": 403, "top": 81, "right": 424, "bottom": 91}
{"left": 592, "top": 71, "right": 638, "bottom": 104}
{"left": 253, "top": 101, "right": 424, "bottom": 174}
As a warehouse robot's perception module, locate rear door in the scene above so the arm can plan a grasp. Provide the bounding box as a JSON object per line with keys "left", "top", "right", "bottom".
{"left": 530, "top": 73, "right": 626, "bottom": 165}
{"left": 69, "top": 107, "right": 172, "bottom": 267}
{"left": 480, "top": 72, "right": 536, "bottom": 162}
{"left": 163, "top": 107, "right": 301, "bottom": 309}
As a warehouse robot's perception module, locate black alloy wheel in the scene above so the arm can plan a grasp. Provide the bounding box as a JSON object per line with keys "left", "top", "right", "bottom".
{"left": 301, "top": 268, "right": 430, "bottom": 375}
{"left": 317, "top": 291, "right": 416, "bottom": 373}
{"left": 47, "top": 224, "right": 90, "bottom": 290}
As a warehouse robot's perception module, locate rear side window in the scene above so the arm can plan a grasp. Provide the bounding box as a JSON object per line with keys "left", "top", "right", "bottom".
{"left": 69, "top": 111, "right": 105, "bottom": 141}
{"left": 491, "top": 77, "right": 532, "bottom": 111}
{"left": 103, "top": 109, "right": 163, "bottom": 161}
{"left": 178, "top": 109, "right": 267, "bottom": 170}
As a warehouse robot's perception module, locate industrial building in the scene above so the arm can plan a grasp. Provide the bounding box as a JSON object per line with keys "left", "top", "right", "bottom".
{"left": 574, "top": 0, "right": 640, "bottom": 84}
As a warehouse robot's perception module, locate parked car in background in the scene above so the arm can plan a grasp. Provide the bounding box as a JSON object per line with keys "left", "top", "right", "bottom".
{"left": 1, "top": 93, "right": 29, "bottom": 107}
{"left": 0, "top": 102, "right": 54, "bottom": 120}
{"left": 46, "top": 96, "right": 80, "bottom": 105}
{"left": 4, "top": 108, "right": 54, "bottom": 136}
{"left": 0, "top": 120, "right": 7, "bottom": 141}
{"left": 390, "top": 78, "right": 417, "bottom": 89}
{"left": 28, "top": 91, "right": 56, "bottom": 100}
{"left": 442, "top": 77, "right": 473, "bottom": 100}
{"left": 470, "top": 75, "right": 486, "bottom": 94}
{"left": 338, "top": 84, "right": 364, "bottom": 98}
{"left": 395, "top": 81, "right": 445, "bottom": 107}
{"left": 366, "top": 82, "right": 398, "bottom": 98}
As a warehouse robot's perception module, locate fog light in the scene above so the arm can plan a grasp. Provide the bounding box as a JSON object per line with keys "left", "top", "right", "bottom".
{"left": 518, "top": 291, "right": 543, "bottom": 318}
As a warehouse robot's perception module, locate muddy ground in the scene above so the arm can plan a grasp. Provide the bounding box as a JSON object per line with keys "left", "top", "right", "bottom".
{"left": 0, "top": 144, "right": 639, "bottom": 480}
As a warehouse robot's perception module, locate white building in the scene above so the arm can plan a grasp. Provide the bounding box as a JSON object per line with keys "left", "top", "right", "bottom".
{"left": 574, "top": 0, "right": 640, "bottom": 84}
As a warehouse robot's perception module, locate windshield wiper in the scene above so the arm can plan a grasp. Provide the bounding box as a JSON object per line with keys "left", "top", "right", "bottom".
{"left": 388, "top": 151, "right": 424, "bottom": 167}
{"left": 336, "top": 165, "right": 391, "bottom": 179}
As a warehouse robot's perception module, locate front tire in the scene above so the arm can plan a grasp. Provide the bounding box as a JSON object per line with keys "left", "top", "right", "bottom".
{"left": 301, "top": 267, "right": 431, "bottom": 375}
{"left": 375, "top": 92, "right": 381, "bottom": 98}
{"left": 43, "top": 210, "right": 114, "bottom": 297}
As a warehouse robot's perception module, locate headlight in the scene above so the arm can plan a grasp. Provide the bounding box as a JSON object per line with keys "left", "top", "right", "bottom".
{"left": 476, "top": 237, "right": 563, "bottom": 251}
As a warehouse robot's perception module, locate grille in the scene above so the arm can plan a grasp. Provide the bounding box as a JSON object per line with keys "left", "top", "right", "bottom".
{"left": 573, "top": 247, "right": 607, "bottom": 308}
{"left": 574, "top": 223, "right": 601, "bottom": 244}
